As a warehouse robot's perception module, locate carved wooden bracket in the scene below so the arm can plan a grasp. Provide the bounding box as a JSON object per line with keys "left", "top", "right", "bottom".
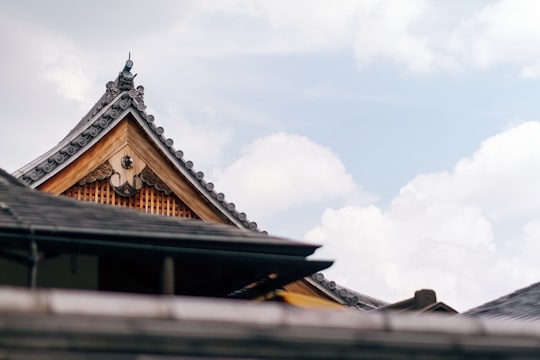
{"left": 110, "top": 172, "right": 142, "bottom": 197}
{"left": 76, "top": 146, "right": 173, "bottom": 198}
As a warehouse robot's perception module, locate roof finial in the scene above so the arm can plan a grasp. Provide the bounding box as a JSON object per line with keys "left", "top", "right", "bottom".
{"left": 119, "top": 56, "right": 135, "bottom": 90}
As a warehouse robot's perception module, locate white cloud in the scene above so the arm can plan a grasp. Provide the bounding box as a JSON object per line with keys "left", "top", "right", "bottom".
{"left": 13, "top": 0, "right": 540, "bottom": 79}
{"left": 353, "top": 0, "right": 456, "bottom": 73}
{"left": 9, "top": 1, "right": 540, "bottom": 80}
{"left": 350, "top": 0, "right": 540, "bottom": 75}
{"left": 41, "top": 47, "right": 89, "bottom": 103}
{"left": 0, "top": 16, "right": 91, "bottom": 103}
{"left": 212, "top": 132, "right": 373, "bottom": 221}
{"left": 348, "top": 0, "right": 540, "bottom": 76}
{"left": 169, "top": 1, "right": 540, "bottom": 76}
{"left": 450, "top": 0, "right": 540, "bottom": 72}
{"left": 520, "top": 63, "right": 540, "bottom": 78}
{"left": 145, "top": 0, "right": 358, "bottom": 57}
{"left": 0, "top": 16, "right": 98, "bottom": 171}
{"left": 152, "top": 103, "right": 234, "bottom": 170}
{"left": 306, "top": 121, "right": 540, "bottom": 311}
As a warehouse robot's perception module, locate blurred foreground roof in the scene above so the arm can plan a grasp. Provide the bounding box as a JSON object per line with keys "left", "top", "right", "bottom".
{"left": 1, "top": 286, "right": 539, "bottom": 359}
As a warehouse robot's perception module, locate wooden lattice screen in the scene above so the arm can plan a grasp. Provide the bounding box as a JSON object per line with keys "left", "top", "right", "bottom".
{"left": 63, "top": 179, "right": 199, "bottom": 219}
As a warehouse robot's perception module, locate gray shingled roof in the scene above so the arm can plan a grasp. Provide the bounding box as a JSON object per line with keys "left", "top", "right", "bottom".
{"left": 13, "top": 60, "right": 259, "bottom": 230}
{"left": 0, "top": 168, "right": 331, "bottom": 275}
{"left": 464, "top": 282, "right": 540, "bottom": 322}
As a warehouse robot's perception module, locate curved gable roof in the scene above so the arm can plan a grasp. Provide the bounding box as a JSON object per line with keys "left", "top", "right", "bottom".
{"left": 13, "top": 60, "right": 258, "bottom": 230}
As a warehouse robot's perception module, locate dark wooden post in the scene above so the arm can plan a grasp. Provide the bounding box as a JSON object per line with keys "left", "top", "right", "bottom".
{"left": 162, "top": 256, "right": 175, "bottom": 295}
{"left": 28, "top": 241, "right": 39, "bottom": 289}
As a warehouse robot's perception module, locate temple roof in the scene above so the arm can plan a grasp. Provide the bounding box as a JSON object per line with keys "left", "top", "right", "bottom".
{"left": 0, "top": 168, "right": 327, "bottom": 258}
{"left": 13, "top": 60, "right": 259, "bottom": 230}
{"left": 11, "top": 59, "right": 375, "bottom": 306}
{"left": 308, "top": 273, "right": 388, "bottom": 310}
{"left": 464, "top": 282, "right": 540, "bottom": 322}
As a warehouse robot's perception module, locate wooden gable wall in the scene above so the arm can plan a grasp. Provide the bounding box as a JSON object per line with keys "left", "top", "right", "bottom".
{"left": 38, "top": 115, "right": 232, "bottom": 225}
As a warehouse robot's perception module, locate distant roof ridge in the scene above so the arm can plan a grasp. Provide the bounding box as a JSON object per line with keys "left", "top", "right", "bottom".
{"left": 463, "top": 281, "right": 540, "bottom": 321}
{"left": 13, "top": 59, "right": 260, "bottom": 231}
{"left": 309, "top": 273, "right": 388, "bottom": 310}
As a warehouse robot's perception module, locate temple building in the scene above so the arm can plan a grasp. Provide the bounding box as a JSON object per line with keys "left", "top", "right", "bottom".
{"left": 8, "top": 59, "right": 456, "bottom": 312}
{"left": 4, "top": 59, "right": 540, "bottom": 359}
{"left": 8, "top": 59, "right": 363, "bottom": 307}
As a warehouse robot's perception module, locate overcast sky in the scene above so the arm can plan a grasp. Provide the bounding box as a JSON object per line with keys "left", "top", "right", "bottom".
{"left": 3, "top": 0, "right": 540, "bottom": 311}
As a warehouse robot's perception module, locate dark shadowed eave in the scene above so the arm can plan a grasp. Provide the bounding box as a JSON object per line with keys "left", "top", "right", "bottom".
{"left": 0, "top": 168, "right": 332, "bottom": 299}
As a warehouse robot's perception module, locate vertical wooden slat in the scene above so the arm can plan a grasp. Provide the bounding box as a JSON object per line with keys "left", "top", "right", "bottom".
{"left": 145, "top": 188, "right": 149, "bottom": 213}
{"left": 62, "top": 180, "right": 199, "bottom": 219}
{"left": 150, "top": 190, "right": 154, "bottom": 214}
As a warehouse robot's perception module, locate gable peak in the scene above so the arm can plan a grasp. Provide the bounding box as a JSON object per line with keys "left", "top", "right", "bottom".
{"left": 118, "top": 59, "right": 135, "bottom": 91}
{"left": 13, "top": 60, "right": 261, "bottom": 232}
{"left": 103, "top": 59, "right": 145, "bottom": 107}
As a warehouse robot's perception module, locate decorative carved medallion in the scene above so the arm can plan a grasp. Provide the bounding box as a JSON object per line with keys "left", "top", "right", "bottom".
{"left": 121, "top": 155, "right": 134, "bottom": 169}
{"left": 76, "top": 155, "right": 172, "bottom": 199}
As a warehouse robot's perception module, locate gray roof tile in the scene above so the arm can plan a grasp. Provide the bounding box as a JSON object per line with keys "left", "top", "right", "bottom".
{"left": 309, "top": 273, "right": 388, "bottom": 310}
{"left": 464, "top": 282, "right": 540, "bottom": 321}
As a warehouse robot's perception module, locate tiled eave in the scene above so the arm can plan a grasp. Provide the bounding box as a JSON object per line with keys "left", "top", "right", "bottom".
{"left": 309, "top": 273, "right": 389, "bottom": 310}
